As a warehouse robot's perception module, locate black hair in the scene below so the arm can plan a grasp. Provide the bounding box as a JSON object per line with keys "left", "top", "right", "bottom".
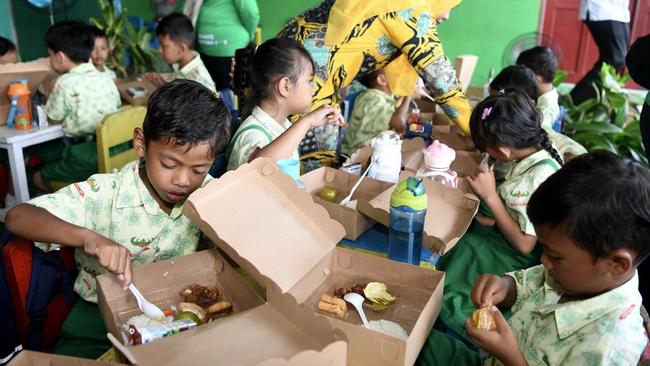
{"left": 143, "top": 79, "right": 231, "bottom": 157}
{"left": 516, "top": 46, "right": 558, "bottom": 84}
{"left": 156, "top": 13, "right": 195, "bottom": 49}
{"left": 234, "top": 37, "right": 315, "bottom": 119}
{"left": 359, "top": 70, "right": 382, "bottom": 89}
{"left": 45, "top": 21, "right": 94, "bottom": 63}
{"left": 528, "top": 151, "right": 650, "bottom": 265}
{"left": 490, "top": 65, "right": 540, "bottom": 102}
{"left": 88, "top": 26, "right": 107, "bottom": 41}
{"left": 470, "top": 88, "right": 563, "bottom": 166}
{"left": 0, "top": 36, "right": 16, "bottom": 57}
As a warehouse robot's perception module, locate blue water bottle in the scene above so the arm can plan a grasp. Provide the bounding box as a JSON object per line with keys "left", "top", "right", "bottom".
{"left": 388, "top": 177, "right": 427, "bottom": 265}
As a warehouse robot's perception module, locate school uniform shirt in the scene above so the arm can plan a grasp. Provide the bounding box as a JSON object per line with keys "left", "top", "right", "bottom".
{"left": 497, "top": 149, "right": 561, "bottom": 237}
{"left": 579, "top": 0, "right": 630, "bottom": 22}
{"left": 227, "top": 106, "right": 299, "bottom": 170}
{"left": 98, "top": 67, "right": 117, "bottom": 80}
{"left": 485, "top": 265, "right": 646, "bottom": 365}
{"left": 341, "top": 88, "right": 397, "bottom": 156}
{"left": 538, "top": 88, "right": 588, "bottom": 158}
{"left": 29, "top": 159, "right": 212, "bottom": 303}
{"left": 171, "top": 51, "right": 216, "bottom": 92}
{"left": 45, "top": 62, "right": 121, "bottom": 138}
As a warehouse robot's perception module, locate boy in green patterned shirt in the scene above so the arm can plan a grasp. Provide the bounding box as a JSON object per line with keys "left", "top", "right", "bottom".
{"left": 144, "top": 13, "right": 216, "bottom": 92}
{"left": 33, "top": 22, "right": 121, "bottom": 193}
{"left": 418, "top": 152, "right": 649, "bottom": 365}
{"left": 6, "top": 80, "right": 231, "bottom": 359}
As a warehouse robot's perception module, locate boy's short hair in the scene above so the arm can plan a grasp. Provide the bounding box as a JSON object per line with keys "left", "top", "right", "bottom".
{"left": 45, "top": 21, "right": 94, "bottom": 63}
{"left": 88, "top": 26, "right": 107, "bottom": 41}
{"left": 156, "top": 13, "right": 195, "bottom": 49}
{"left": 490, "top": 65, "right": 540, "bottom": 102}
{"left": 528, "top": 151, "right": 650, "bottom": 265}
{"left": 0, "top": 36, "right": 17, "bottom": 56}
{"left": 143, "top": 79, "right": 231, "bottom": 157}
{"left": 358, "top": 70, "right": 382, "bottom": 89}
{"left": 516, "top": 46, "right": 558, "bottom": 84}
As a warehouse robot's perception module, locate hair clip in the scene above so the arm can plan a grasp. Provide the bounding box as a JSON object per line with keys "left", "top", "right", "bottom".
{"left": 482, "top": 107, "right": 492, "bottom": 120}
{"left": 498, "top": 89, "right": 506, "bottom": 95}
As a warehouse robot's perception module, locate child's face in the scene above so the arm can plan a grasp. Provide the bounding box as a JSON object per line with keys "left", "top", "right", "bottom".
{"left": 286, "top": 58, "right": 314, "bottom": 114}
{"left": 91, "top": 37, "right": 110, "bottom": 68}
{"left": 537, "top": 225, "right": 627, "bottom": 297}
{"left": 0, "top": 50, "right": 18, "bottom": 65}
{"left": 158, "top": 34, "right": 185, "bottom": 65}
{"left": 135, "top": 130, "right": 214, "bottom": 207}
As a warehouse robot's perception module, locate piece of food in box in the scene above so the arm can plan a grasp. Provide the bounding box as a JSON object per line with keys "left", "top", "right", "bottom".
{"left": 126, "top": 317, "right": 197, "bottom": 346}
{"left": 334, "top": 282, "right": 396, "bottom": 311}
{"left": 317, "top": 294, "right": 348, "bottom": 319}
{"left": 319, "top": 187, "right": 338, "bottom": 203}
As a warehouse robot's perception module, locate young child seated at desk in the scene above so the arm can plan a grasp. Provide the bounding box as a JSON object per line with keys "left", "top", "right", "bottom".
{"left": 32, "top": 21, "right": 121, "bottom": 193}
{"left": 144, "top": 13, "right": 216, "bottom": 92}
{"left": 418, "top": 151, "right": 650, "bottom": 365}
{"left": 89, "top": 26, "right": 116, "bottom": 80}
{"left": 0, "top": 36, "right": 18, "bottom": 64}
{"left": 340, "top": 69, "right": 421, "bottom": 157}
{"left": 5, "top": 80, "right": 231, "bottom": 359}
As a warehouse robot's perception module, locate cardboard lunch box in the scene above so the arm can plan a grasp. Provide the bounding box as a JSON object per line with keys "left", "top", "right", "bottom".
{"left": 348, "top": 137, "right": 427, "bottom": 173}
{"left": 0, "top": 58, "right": 51, "bottom": 125}
{"left": 117, "top": 80, "right": 157, "bottom": 106}
{"left": 403, "top": 149, "right": 483, "bottom": 179}
{"left": 431, "top": 125, "right": 476, "bottom": 152}
{"left": 300, "top": 166, "right": 395, "bottom": 240}
{"left": 96, "top": 248, "right": 347, "bottom": 366}
{"left": 357, "top": 172, "right": 479, "bottom": 255}
{"left": 183, "top": 158, "right": 446, "bottom": 366}
{"left": 8, "top": 351, "right": 126, "bottom": 366}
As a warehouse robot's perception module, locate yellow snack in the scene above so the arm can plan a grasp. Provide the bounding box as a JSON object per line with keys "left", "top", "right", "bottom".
{"left": 178, "top": 302, "right": 207, "bottom": 324}
{"left": 319, "top": 187, "right": 338, "bottom": 202}
{"left": 471, "top": 307, "right": 497, "bottom": 331}
{"left": 363, "top": 282, "right": 396, "bottom": 310}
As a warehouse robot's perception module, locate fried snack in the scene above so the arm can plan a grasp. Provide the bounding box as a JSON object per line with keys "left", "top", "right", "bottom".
{"left": 334, "top": 284, "right": 365, "bottom": 298}
{"left": 471, "top": 307, "right": 497, "bottom": 331}
{"left": 207, "top": 300, "right": 233, "bottom": 318}
{"left": 317, "top": 294, "right": 348, "bottom": 319}
{"left": 178, "top": 302, "right": 207, "bottom": 324}
{"left": 180, "top": 284, "right": 220, "bottom": 308}
{"left": 363, "top": 282, "right": 396, "bottom": 311}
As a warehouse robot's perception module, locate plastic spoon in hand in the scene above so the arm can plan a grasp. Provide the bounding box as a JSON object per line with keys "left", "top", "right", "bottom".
{"left": 118, "top": 274, "right": 165, "bottom": 321}
{"left": 344, "top": 292, "right": 370, "bottom": 327}
{"left": 340, "top": 162, "right": 373, "bottom": 206}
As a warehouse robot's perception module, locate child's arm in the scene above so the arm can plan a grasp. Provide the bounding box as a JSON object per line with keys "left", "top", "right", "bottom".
{"left": 467, "top": 167, "right": 537, "bottom": 255}
{"left": 144, "top": 72, "right": 168, "bottom": 87}
{"left": 249, "top": 104, "right": 344, "bottom": 162}
{"left": 465, "top": 308, "right": 529, "bottom": 366}
{"left": 5, "top": 204, "right": 132, "bottom": 288}
{"left": 388, "top": 96, "right": 412, "bottom": 133}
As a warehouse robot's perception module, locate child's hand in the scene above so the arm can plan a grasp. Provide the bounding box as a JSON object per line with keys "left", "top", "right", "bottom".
{"left": 465, "top": 307, "right": 525, "bottom": 365}
{"left": 467, "top": 165, "right": 498, "bottom": 202}
{"left": 303, "top": 105, "right": 345, "bottom": 128}
{"left": 144, "top": 72, "right": 167, "bottom": 87}
{"left": 82, "top": 231, "right": 132, "bottom": 289}
{"left": 471, "top": 274, "right": 511, "bottom": 308}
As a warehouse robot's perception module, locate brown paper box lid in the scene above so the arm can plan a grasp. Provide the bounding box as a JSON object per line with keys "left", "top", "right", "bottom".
{"left": 8, "top": 351, "right": 123, "bottom": 366}
{"left": 183, "top": 158, "right": 345, "bottom": 302}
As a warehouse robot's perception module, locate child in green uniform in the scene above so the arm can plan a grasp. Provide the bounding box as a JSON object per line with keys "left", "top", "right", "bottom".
{"left": 434, "top": 89, "right": 563, "bottom": 342}
{"left": 418, "top": 151, "right": 650, "bottom": 365}
{"left": 227, "top": 38, "right": 344, "bottom": 171}
{"left": 89, "top": 26, "right": 117, "bottom": 80}
{"left": 6, "top": 80, "right": 231, "bottom": 359}
{"left": 145, "top": 13, "right": 216, "bottom": 92}
{"left": 33, "top": 22, "right": 121, "bottom": 193}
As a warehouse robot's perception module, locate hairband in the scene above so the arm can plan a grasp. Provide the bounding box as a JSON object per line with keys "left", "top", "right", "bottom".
{"left": 482, "top": 107, "right": 492, "bottom": 120}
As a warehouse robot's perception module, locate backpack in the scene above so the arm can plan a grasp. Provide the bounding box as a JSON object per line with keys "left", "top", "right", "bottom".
{"left": 0, "top": 234, "right": 78, "bottom": 364}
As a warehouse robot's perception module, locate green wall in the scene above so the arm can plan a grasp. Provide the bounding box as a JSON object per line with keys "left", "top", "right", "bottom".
{"left": 0, "top": 0, "right": 16, "bottom": 43}
{"left": 438, "top": 0, "right": 543, "bottom": 86}
{"left": 257, "top": 0, "right": 319, "bottom": 41}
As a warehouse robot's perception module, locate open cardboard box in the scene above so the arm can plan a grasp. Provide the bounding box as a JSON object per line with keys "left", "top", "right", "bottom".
{"left": 117, "top": 80, "right": 157, "bottom": 106}
{"left": 0, "top": 58, "right": 51, "bottom": 125}
{"left": 403, "top": 149, "right": 482, "bottom": 179}
{"left": 8, "top": 351, "right": 125, "bottom": 366}
{"left": 301, "top": 166, "right": 394, "bottom": 240}
{"left": 431, "top": 125, "right": 476, "bottom": 152}
{"left": 183, "top": 159, "right": 446, "bottom": 366}
{"left": 97, "top": 249, "right": 347, "bottom": 366}
{"left": 358, "top": 171, "right": 479, "bottom": 255}
{"left": 348, "top": 137, "right": 427, "bottom": 173}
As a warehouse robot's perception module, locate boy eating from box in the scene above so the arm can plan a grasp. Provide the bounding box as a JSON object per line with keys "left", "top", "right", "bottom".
{"left": 5, "top": 80, "right": 231, "bottom": 359}
{"left": 417, "top": 151, "right": 649, "bottom": 365}
{"left": 144, "top": 13, "right": 216, "bottom": 92}
{"left": 32, "top": 22, "right": 121, "bottom": 193}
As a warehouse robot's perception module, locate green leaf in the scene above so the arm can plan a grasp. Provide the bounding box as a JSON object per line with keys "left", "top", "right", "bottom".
{"left": 553, "top": 70, "right": 568, "bottom": 87}
{"left": 565, "top": 122, "right": 622, "bottom": 134}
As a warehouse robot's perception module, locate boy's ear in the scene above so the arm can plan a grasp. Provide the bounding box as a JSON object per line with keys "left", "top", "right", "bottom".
{"left": 606, "top": 249, "right": 635, "bottom": 277}
{"left": 133, "top": 128, "right": 146, "bottom": 158}
{"left": 278, "top": 76, "right": 291, "bottom": 98}
{"left": 377, "top": 73, "right": 388, "bottom": 87}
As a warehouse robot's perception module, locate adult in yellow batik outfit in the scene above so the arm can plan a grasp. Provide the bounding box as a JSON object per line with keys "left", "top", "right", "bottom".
{"left": 279, "top": 0, "right": 471, "bottom": 165}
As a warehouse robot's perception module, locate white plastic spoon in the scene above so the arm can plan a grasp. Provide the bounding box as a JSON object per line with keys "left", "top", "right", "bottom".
{"left": 340, "top": 162, "right": 373, "bottom": 206}
{"left": 344, "top": 292, "right": 370, "bottom": 328}
{"left": 118, "top": 274, "right": 165, "bottom": 321}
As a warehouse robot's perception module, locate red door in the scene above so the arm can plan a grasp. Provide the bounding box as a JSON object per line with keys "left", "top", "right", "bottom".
{"left": 541, "top": 0, "right": 648, "bottom": 86}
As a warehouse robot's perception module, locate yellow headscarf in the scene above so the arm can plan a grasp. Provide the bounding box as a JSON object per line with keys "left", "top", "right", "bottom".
{"left": 325, "top": 0, "right": 463, "bottom": 96}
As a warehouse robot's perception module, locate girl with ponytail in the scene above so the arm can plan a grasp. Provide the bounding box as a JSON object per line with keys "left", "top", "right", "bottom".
{"left": 468, "top": 88, "right": 562, "bottom": 255}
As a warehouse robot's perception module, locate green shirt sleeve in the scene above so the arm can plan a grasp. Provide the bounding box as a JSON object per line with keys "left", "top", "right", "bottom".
{"left": 233, "top": 0, "right": 260, "bottom": 41}
{"left": 506, "top": 265, "right": 546, "bottom": 313}
{"left": 44, "top": 79, "right": 68, "bottom": 122}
